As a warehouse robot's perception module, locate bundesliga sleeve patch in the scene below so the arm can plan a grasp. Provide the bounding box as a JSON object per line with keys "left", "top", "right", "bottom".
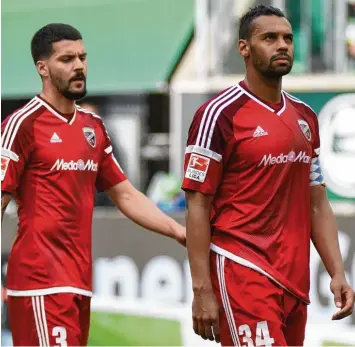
{"left": 1, "top": 156, "right": 10, "bottom": 181}
{"left": 185, "top": 153, "right": 210, "bottom": 183}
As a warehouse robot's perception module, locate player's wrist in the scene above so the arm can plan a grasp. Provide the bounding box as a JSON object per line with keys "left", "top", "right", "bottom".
{"left": 171, "top": 223, "right": 186, "bottom": 243}
{"left": 192, "top": 280, "right": 213, "bottom": 294}
{"left": 331, "top": 272, "right": 346, "bottom": 280}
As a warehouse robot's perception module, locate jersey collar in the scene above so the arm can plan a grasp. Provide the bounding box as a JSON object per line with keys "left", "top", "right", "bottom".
{"left": 238, "top": 81, "right": 287, "bottom": 116}
{"left": 35, "top": 96, "right": 77, "bottom": 125}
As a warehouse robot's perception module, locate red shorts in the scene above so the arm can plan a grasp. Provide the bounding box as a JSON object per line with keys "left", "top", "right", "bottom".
{"left": 211, "top": 252, "right": 307, "bottom": 346}
{"left": 7, "top": 293, "right": 91, "bottom": 346}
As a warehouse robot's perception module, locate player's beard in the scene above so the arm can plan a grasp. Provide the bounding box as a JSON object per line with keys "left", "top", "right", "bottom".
{"left": 250, "top": 46, "right": 293, "bottom": 79}
{"left": 50, "top": 71, "right": 87, "bottom": 101}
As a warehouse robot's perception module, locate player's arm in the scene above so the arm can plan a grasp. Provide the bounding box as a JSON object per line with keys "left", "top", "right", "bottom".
{"left": 310, "top": 185, "right": 354, "bottom": 320}
{"left": 184, "top": 190, "right": 220, "bottom": 343}
{"left": 1, "top": 114, "right": 34, "bottom": 223}
{"left": 311, "top": 185, "right": 344, "bottom": 280}
{"left": 185, "top": 191, "right": 213, "bottom": 291}
{"left": 311, "top": 185, "right": 354, "bottom": 320}
{"left": 308, "top": 112, "right": 354, "bottom": 320}
{"left": 181, "top": 105, "right": 232, "bottom": 343}
{"left": 95, "top": 117, "right": 185, "bottom": 246}
{"left": 1, "top": 192, "right": 12, "bottom": 221}
{"left": 106, "top": 181, "right": 185, "bottom": 245}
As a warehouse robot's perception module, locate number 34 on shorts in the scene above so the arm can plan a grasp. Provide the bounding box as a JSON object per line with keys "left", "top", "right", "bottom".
{"left": 236, "top": 320, "right": 275, "bottom": 347}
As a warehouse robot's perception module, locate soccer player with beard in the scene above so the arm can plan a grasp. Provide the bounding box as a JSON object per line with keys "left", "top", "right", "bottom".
{"left": 182, "top": 5, "right": 354, "bottom": 346}
{"left": 1, "top": 24, "right": 186, "bottom": 346}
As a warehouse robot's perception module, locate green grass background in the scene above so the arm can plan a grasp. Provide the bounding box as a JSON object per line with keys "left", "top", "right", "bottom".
{"left": 88, "top": 311, "right": 354, "bottom": 346}
{"left": 88, "top": 311, "right": 183, "bottom": 346}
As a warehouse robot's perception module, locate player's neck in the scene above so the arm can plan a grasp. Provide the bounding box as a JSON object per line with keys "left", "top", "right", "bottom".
{"left": 40, "top": 87, "right": 76, "bottom": 114}
{"left": 244, "top": 73, "right": 282, "bottom": 104}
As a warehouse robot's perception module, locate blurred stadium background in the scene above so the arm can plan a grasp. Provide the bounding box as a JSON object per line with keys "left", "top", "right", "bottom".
{"left": 1, "top": 0, "right": 355, "bottom": 346}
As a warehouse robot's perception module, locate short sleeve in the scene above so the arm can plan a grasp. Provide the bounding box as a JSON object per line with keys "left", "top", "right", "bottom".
{"left": 311, "top": 111, "right": 321, "bottom": 159}
{"left": 1, "top": 116, "right": 34, "bottom": 194}
{"left": 308, "top": 111, "right": 325, "bottom": 187}
{"left": 95, "top": 119, "right": 127, "bottom": 192}
{"left": 181, "top": 105, "right": 232, "bottom": 195}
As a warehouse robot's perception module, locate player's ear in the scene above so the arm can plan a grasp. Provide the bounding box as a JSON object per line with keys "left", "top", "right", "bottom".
{"left": 238, "top": 39, "right": 250, "bottom": 58}
{"left": 36, "top": 60, "right": 49, "bottom": 78}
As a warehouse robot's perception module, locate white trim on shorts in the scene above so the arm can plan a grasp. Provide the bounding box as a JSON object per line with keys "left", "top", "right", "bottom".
{"left": 7, "top": 286, "right": 92, "bottom": 297}
{"left": 216, "top": 254, "right": 241, "bottom": 346}
{"left": 32, "top": 296, "right": 50, "bottom": 346}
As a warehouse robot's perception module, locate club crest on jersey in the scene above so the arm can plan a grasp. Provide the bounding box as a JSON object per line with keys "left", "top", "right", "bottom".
{"left": 83, "top": 127, "right": 96, "bottom": 148}
{"left": 298, "top": 120, "right": 312, "bottom": 141}
{"left": 185, "top": 153, "right": 210, "bottom": 183}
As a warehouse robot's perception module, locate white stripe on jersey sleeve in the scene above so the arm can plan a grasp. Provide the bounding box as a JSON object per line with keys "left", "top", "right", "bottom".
{"left": 6, "top": 103, "right": 43, "bottom": 151}
{"left": 105, "top": 145, "right": 113, "bottom": 154}
{"left": 2, "top": 98, "right": 40, "bottom": 150}
{"left": 199, "top": 87, "right": 241, "bottom": 148}
{"left": 185, "top": 145, "right": 222, "bottom": 162}
{"left": 206, "top": 90, "right": 244, "bottom": 149}
{"left": 111, "top": 154, "right": 124, "bottom": 173}
{"left": 195, "top": 85, "right": 238, "bottom": 147}
{"left": 1, "top": 148, "right": 19, "bottom": 161}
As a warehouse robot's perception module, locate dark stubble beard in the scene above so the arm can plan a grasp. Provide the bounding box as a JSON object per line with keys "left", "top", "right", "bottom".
{"left": 50, "top": 71, "right": 87, "bottom": 101}
{"left": 250, "top": 45, "right": 293, "bottom": 79}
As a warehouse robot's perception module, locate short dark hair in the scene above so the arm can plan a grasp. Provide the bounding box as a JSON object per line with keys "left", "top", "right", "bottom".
{"left": 238, "top": 5, "right": 285, "bottom": 40}
{"left": 31, "top": 23, "right": 82, "bottom": 64}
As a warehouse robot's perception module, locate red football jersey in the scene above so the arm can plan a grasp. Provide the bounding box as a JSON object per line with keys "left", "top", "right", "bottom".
{"left": 1, "top": 96, "right": 126, "bottom": 297}
{"left": 182, "top": 81, "right": 323, "bottom": 303}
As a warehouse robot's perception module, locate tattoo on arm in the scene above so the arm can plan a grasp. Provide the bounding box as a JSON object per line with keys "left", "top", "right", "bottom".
{"left": 1, "top": 192, "right": 12, "bottom": 221}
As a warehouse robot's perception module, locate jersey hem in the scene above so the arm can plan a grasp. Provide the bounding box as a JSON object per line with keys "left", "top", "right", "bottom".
{"left": 210, "top": 243, "right": 310, "bottom": 305}
{"left": 6, "top": 286, "right": 92, "bottom": 297}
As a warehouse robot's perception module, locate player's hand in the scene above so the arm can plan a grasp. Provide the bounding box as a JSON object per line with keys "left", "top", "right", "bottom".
{"left": 174, "top": 225, "right": 186, "bottom": 247}
{"left": 192, "top": 288, "right": 221, "bottom": 343}
{"left": 1, "top": 286, "right": 7, "bottom": 302}
{"left": 330, "top": 274, "right": 354, "bottom": 320}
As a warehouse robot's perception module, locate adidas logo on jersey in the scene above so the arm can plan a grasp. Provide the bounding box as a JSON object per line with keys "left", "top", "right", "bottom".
{"left": 50, "top": 132, "right": 62, "bottom": 143}
{"left": 51, "top": 159, "right": 98, "bottom": 172}
{"left": 253, "top": 126, "right": 268, "bottom": 138}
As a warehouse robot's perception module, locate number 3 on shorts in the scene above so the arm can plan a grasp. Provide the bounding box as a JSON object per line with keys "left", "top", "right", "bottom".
{"left": 52, "top": 326, "right": 67, "bottom": 347}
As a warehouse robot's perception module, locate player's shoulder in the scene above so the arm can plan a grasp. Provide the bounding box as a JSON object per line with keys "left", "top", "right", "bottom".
{"left": 283, "top": 90, "right": 317, "bottom": 119}
{"left": 75, "top": 105, "right": 106, "bottom": 129}
{"left": 1, "top": 97, "right": 45, "bottom": 133}
{"left": 193, "top": 84, "right": 245, "bottom": 122}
